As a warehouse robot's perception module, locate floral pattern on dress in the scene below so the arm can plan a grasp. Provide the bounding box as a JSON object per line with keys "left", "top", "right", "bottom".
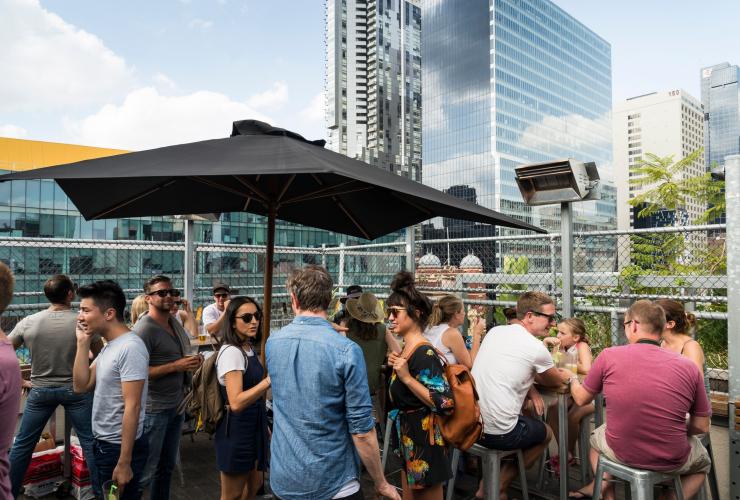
{"left": 389, "top": 343, "right": 454, "bottom": 488}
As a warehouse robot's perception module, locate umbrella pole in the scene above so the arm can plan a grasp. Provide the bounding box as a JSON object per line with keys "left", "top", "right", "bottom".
{"left": 260, "top": 206, "right": 276, "bottom": 367}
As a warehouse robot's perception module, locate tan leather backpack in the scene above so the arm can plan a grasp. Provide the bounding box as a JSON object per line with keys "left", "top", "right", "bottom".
{"left": 405, "top": 342, "right": 483, "bottom": 450}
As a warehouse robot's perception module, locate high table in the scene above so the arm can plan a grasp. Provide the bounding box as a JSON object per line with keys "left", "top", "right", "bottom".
{"left": 536, "top": 380, "right": 574, "bottom": 500}
{"left": 534, "top": 378, "right": 605, "bottom": 500}
{"left": 189, "top": 336, "right": 219, "bottom": 354}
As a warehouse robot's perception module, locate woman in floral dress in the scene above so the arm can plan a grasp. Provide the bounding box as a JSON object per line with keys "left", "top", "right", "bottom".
{"left": 386, "top": 271, "right": 454, "bottom": 499}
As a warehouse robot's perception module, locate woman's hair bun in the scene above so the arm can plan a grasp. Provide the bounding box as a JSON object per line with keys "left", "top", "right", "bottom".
{"left": 685, "top": 312, "right": 697, "bottom": 327}
{"left": 390, "top": 271, "right": 415, "bottom": 293}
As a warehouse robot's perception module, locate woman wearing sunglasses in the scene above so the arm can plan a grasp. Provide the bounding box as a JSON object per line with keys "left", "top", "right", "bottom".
{"left": 386, "top": 271, "right": 454, "bottom": 500}
{"left": 214, "top": 296, "right": 271, "bottom": 500}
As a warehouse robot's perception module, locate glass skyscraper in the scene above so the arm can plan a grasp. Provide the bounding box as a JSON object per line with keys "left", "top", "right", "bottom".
{"left": 702, "top": 62, "right": 740, "bottom": 176}
{"left": 422, "top": 0, "right": 615, "bottom": 234}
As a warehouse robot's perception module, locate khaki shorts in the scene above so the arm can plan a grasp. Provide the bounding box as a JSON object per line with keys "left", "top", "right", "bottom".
{"left": 590, "top": 424, "right": 710, "bottom": 475}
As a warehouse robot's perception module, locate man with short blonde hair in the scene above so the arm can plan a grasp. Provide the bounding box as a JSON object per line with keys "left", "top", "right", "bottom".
{"left": 569, "top": 299, "right": 711, "bottom": 499}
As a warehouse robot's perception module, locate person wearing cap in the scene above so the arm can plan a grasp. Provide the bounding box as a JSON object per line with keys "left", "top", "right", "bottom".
{"left": 202, "top": 283, "right": 231, "bottom": 337}
{"left": 345, "top": 293, "right": 401, "bottom": 436}
{"left": 332, "top": 285, "right": 364, "bottom": 327}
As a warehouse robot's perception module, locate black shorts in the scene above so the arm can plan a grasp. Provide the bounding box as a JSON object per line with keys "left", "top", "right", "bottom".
{"left": 479, "top": 415, "right": 547, "bottom": 451}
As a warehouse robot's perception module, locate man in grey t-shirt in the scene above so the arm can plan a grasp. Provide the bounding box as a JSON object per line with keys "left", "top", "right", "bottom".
{"left": 73, "top": 280, "right": 149, "bottom": 500}
{"left": 8, "top": 275, "right": 103, "bottom": 498}
{"left": 133, "top": 275, "right": 200, "bottom": 500}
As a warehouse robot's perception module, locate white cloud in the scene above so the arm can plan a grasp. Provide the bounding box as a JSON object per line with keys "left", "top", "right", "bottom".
{"left": 247, "top": 81, "right": 288, "bottom": 110}
{"left": 152, "top": 72, "right": 177, "bottom": 91}
{"left": 188, "top": 18, "right": 213, "bottom": 32}
{"left": 65, "top": 87, "right": 273, "bottom": 150}
{"left": 0, "top": 0, "right": 135, "bottom": 112}
{"left": 0, "top": 124, "right": 28, "bottom": 139}
{"left": 299, "top": 92, "right": 324, "bottom": 122}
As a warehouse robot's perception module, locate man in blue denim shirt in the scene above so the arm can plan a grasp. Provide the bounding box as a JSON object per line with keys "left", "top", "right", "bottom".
{"left": 267, "top": 265, "right": 399, "bottom": 500}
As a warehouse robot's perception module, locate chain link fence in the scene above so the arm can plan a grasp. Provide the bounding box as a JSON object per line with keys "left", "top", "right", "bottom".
{"left": 1, "top": 223, "right": 729, "bottom": 396}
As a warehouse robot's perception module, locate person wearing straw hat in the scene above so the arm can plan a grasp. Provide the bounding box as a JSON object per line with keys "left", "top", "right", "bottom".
{"left": 345, "top": 293, "right": 401, "bottom": 397}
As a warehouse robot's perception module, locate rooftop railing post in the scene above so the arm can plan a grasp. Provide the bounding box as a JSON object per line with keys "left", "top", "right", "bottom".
{"left": 725, "top": 154, "right": 740, "bottom": 497}
{"left": 321, "top": 243, "right": 327, "bottom": 268}
{"left": 561, "top": 202, "right": 574, "bottom": 318}
{"left": 406, "top": 225, "right": 415, "bottom": 273}
{"left": 338, "top": 242, "right": 346, "bottom": 292}
{"left": 184, "top": 219, "right": 195, "bottom": 303}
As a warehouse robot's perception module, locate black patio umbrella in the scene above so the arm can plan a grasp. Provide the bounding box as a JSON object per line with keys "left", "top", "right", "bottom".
{"left": 0, "top": 120, "right": 545, "bottom": 356}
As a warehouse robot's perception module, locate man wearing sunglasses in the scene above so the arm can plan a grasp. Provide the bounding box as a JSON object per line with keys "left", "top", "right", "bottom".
{"left": 471, "top": 291, "right": 571, "bottom": 499}
{"left": 202, "top": 282, "right": 231, "bottom": 338}
{"left": 133, "top": 275, "right": 200, "bottom": 500}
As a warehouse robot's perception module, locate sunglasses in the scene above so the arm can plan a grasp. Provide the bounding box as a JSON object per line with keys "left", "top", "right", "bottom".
{"left": 236, "top": 311, "right": 262, "bottom": 323}
{"left": 529, "top": 310, "right": 560, "bottom": 322}
{"left": 173, "top": 300, "right": 182, "bottom": 306}
{"left": 214, "top": 293, "right": 229, "bottom": 299}
{"left": 385, "top": 306, "right": 406, "bottom": 318}
{"left": 148, "top": 289, "right": 179, "bottom": 298}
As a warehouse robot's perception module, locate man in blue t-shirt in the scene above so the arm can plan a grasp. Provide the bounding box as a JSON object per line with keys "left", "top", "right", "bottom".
{"left": 267, "top": 265, "right": 399, "bottom": 500}
{"left": 73, "top": 280, "right": 149, "bottom": 500}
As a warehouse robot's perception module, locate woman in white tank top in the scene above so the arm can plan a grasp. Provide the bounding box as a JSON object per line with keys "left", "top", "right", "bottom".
{"left": 423, "top": 295, "right": 482, "bottom": 368}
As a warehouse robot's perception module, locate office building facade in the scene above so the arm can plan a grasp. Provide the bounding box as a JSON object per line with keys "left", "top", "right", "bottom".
{"left": 326, "top": 0, "right": 422, "bottom": 180}
{"left": 422, "top": 0, "right": 615, "bottom": 235}
{"left": 613, "top": 90, "right": 705, "bottom": 231}
{"left": 702, "top": 62, "right": 740, "bottom": 176}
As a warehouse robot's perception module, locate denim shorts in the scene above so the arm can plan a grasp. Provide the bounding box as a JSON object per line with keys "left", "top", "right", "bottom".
{"left": 479, "top": 415, "right": 547, "bottom": 451}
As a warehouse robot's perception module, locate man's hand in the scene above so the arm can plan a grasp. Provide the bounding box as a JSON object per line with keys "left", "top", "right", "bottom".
{"left": 76, "top": 321, "right": 94, "bottom": 344}
{"left": 180, "top": 299, "right": 193, "bottom": 313}
{"left": 111, "top": 462, "right": 133, "bottom": 493}
{"left": 174, "top": 356, "right": 202, "bottom": 372}
{"left": 528, "top": 389, "right": 545, "bottom": 416}
{"left": 375, "top": 480, "right": 401, "bottom": 500}
{"left": 21, "top": 379, "right": 32, "bottom": 395}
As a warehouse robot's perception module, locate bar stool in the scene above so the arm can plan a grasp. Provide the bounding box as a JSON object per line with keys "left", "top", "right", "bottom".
{"left": 592, "top": 455, "right": 684, "bottom": 500}
{"left": 446, "top": 444, "right": 529, "bottom": 500}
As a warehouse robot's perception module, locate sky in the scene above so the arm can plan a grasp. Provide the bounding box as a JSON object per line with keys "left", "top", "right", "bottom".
{"left": 1, "top": 0, "right": 739, "bottom": 151}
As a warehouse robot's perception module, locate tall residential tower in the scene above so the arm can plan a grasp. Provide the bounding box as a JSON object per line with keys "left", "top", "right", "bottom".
{"left": 326, "top": 0, "right": 422, "bottom": 180}
{"left": 422, "top": 0, "right": 615, "bottom": 234}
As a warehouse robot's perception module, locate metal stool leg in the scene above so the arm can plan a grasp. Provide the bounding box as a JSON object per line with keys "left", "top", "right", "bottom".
{"left": 703, "top": 436, "right": 719, "bottom": 500}
{"left": 381, "top": 415, "right": 393, "bottom": 471}
{"left": 516, "top": 449, "right": 530, "bottom": 500}
{"left": 579, "top": 415, "right": 592, "bottom": 483}
{"left": 672, "top": 476, "right": 685, "bottom": 500}
{"left": 484, "top": 453, "right": 500, "bottom": 500}
{"left": 629, "top": 477, "right": 650, "bottom": 500}
{"left": 446, "top": 449, "right": 461, "bottom": 500}
{"left": 592, "top": 457, "right": 604, "bottom": 500}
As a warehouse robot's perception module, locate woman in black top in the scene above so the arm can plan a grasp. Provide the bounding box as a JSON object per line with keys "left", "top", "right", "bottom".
{"left": 386, "top": 272, "right": 454, "bottom": 500}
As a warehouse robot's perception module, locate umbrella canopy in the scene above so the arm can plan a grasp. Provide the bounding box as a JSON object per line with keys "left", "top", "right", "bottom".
{"left": 0, "top": 120, "right": 543, "bottom": 238}
{"left": 0, "top": 120, "right": 545, "bottom": 360}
